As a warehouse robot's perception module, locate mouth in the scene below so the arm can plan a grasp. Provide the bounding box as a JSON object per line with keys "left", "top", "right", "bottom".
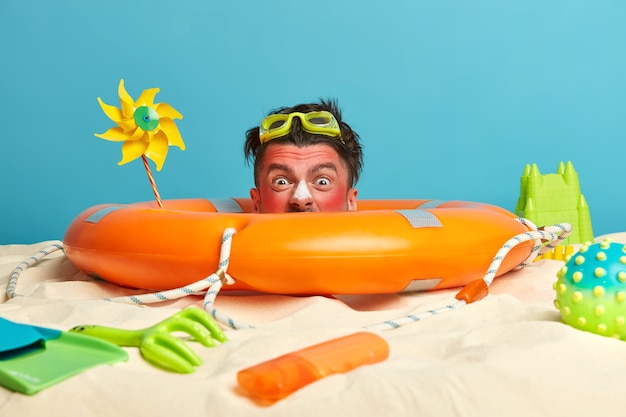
{"left": 288, "top": 206, "right": 316, "bottom": 213}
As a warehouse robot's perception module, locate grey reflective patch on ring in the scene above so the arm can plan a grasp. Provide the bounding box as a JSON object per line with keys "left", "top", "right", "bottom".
{"left": 395, "top": 209, "right": 443, "bottom": 228}
{"left": 418, "top": 199, "right": 446, "bottom": 208}
{"left": 84, "top": 206, "right": 126, "bottom": 223}
{"left": 209, "top": 199, "right": 244, "bottom": 213}
{"left": 401, "top": 278, "right": 442, "bottom": 292}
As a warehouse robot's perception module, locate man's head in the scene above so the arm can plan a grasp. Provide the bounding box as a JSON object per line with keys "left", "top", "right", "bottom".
{"left": 244, "top": 99, "right": 364, "bottom": 213}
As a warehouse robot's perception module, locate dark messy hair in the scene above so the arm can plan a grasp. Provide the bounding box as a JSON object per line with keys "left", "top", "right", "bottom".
{"left": 244, "top": 99, "right": 364, "bottom": 187}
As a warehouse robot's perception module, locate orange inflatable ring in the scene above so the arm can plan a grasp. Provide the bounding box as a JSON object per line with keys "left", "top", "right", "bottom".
{"left": 63, "top": 198, "right": 534, "bottom": 295}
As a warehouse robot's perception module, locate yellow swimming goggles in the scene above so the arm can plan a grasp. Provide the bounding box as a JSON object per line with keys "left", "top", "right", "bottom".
{"left": 259, "top": 111, "right": 342, "bottom": 144}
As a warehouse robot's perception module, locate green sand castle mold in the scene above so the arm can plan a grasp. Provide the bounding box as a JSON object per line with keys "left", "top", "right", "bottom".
{"left": 516, "top": 161, "right": 593, "bottom": 246}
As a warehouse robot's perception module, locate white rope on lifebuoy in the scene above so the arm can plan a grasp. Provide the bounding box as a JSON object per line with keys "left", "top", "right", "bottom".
{"left": 6, "top": 220, "right": 573, "bottom": 332}
{"left": 364, "top": 220, "right": 573, "bottom": 331}
{"left": 5, "top": 229, "right": 251, "bottom": 329}
{"left": 103, "top": 228, "right": 254, "bottom": 329}
{"left": 6, "top": 241, "right": 64, "bottom": 299}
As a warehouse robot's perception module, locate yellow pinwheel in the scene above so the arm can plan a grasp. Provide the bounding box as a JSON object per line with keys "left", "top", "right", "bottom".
{"left": 95, "top": 79, "right": 185, "bottom": 171}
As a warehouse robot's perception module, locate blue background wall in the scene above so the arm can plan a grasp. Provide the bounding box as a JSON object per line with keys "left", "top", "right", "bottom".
{"left": 1, "top": 0, "right": 625, "bottom": 244}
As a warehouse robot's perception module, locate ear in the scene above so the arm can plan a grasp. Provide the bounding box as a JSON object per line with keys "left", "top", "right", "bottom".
{"left": 250, "top": 188, "right": 261, "bottom": 213}
{"left": 347, "top": 188, "right": 358, "bottom": 211}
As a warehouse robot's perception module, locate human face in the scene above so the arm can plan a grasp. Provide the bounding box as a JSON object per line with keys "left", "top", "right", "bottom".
{"left": 250, "top": 143, "right": 358, "bottom": 213}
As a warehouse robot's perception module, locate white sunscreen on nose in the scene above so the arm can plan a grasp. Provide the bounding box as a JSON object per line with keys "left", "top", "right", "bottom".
{"left": 293, "top": 180, "right": 312, "bottom": 200}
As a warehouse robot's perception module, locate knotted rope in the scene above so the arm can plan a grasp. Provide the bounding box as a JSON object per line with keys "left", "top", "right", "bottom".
{"left": 7, "top": 219, "right": 572, "bottom": 331}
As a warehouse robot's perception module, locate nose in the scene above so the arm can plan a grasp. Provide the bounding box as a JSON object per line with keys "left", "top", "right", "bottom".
{"left": 290, "top": 180, "right": 315, "bottom": 212}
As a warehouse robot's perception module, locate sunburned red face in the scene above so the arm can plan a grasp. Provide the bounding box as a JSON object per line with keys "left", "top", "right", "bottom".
{"left": 250, "top": 143, "right": 357, "bottom": 213}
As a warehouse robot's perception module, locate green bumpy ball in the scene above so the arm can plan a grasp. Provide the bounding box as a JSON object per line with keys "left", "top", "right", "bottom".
{"left": 554, "top": 239, "right": 626, "bottom": 340}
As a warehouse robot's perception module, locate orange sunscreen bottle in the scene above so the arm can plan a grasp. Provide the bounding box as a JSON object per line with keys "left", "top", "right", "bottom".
{"left": 237, "top": 332, "right": 389, "bottom": 402}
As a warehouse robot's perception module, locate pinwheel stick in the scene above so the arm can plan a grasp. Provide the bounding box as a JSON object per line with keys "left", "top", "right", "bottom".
{"left": 142, "top": 155, "right": 164, "bottom": 209}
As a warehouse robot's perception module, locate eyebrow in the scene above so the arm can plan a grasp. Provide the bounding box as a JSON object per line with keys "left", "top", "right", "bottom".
{"left": 266, "top": 162, "right": 339, "bottom": 177}
{"left": 309, "top": 162, "right": 339, "bottom": 176}
{"left": 266, "top": 163, "right": 294, "bottom": 175}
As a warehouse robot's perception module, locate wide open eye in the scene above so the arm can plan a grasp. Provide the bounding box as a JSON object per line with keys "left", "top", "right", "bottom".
{"left": 271, "top": 176, "right": 291, "bottom": 190}
{"left": 315, "top": 177, "right": 331, "bottom": 187}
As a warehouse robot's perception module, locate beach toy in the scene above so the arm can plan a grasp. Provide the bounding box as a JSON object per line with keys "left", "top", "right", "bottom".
{"left": 0, "top": 317, "right": 127, "bottom": 395}
{"left": 516, "top": 161, "right": 594, "bottom": 260}
{"left": 516, "top": 161, "right": 594, "bottom": 246}
{"left": 69, "top": 307, "right": 227, "bottom": 373}
{"left": 94, "top": 79, "right": 185, "bottom": 207}
{"left": 554, "top": 239, "right": 626, "bottom": 339}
